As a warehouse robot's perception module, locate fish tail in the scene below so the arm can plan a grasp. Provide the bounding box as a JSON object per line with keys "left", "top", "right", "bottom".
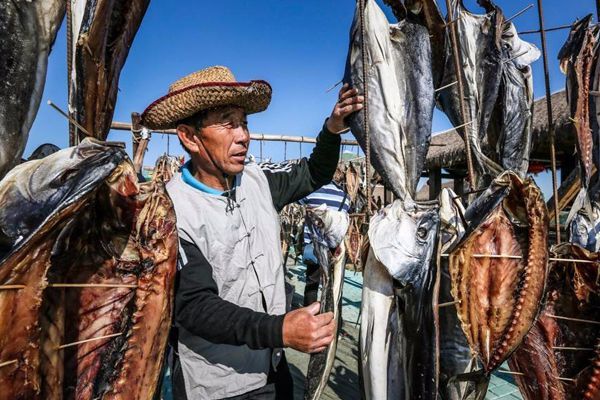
{"left": 566, "top": 187, "right": 592, "bottom": 225}
{"left": 449, "top": 369, "right": 490, "bottom": 400}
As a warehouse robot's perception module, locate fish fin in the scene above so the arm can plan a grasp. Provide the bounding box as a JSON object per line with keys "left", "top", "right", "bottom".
{"left": 566, "top": 188, "right": 592, "bottom": 225}
{"left": 449, "top": 370, "right": 489, "bottom": 400}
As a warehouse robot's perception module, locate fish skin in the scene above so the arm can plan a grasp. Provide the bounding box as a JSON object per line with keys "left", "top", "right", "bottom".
{"left": 560, "top": 17, "right": 597, "bottom": 223}
{"left": 343, "top": 0, "right": 435, "bottom": 200}
{"left": 449, "top": 171, "right": 549, "bottom": 398}
{"left": 304, "top": 205, "right": 349, "bottom": 400}
{"left": 494, "top": 21, "right": 539, "bottom": 177}
{"left": 0, "top": 139, "right": 125, "bottom": 400}
{"left": 437, "top": 0, "right": 504, "bottom": 178}
{"left": 509, "top": 243, "right": 600, "bottom": 400}
{"left": 364, "top": 198, "right": 440, "bottom": 399}
{"left": 570, "top": 199, "right": 600, "bottom": 252}
{"left": 70, "top": 0, "right": 150, "bottom": 140}
{"left": 360, "top": 250, "right": 403, "bottom": 400}
{"left": 436, "top": 189, "right": 471, "bottom": 400}
{"left": 0, "top": 0, "right": 65, "bottom": 179}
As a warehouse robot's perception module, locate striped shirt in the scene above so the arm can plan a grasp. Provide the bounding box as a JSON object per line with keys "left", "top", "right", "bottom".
{"left": 299, "top": 182, "right": 351, "bottom": 244}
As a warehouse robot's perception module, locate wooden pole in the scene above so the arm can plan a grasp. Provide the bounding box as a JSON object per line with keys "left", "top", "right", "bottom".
{"left": 444, "top": 0, "right": 476, "bottom": 189}
{"left": 132, "top": 113, "right": 149, "bottom": 174}
{"left": 536, "top": 0, "right": 561, "bottom": 243}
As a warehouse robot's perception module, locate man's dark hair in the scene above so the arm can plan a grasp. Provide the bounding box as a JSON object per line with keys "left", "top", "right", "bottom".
{"left": 177, "top": 110, "right": 208, "bottom": 153}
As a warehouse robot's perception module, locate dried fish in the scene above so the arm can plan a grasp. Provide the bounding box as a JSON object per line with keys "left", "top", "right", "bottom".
{"left": 560, "top": 16, "right": 598, "bottom": 222}
{"left": 0, "top": 0, "right": 65, "bottom": 179}
{"left": 436, "top": 188, "right": 471, "bottom": 400}
{"left": 69, "top": 0, "right": 150, "bottom": 140}
{"left": 0, "top": 139, "right": 177, "bottom": 399}
{"left": 449, "top": 171, "right": 549, "bottom": 399}
{"left": 362, "top": 198, "right": 440, "bottom": 399}
{"left": 437, "top": 0, "right": 540, "bottom": 180}
{"left": 343, "top": 0, "right": 435, "bottom": 199}
{"left": 0, "top": 140, "right": 127, "bottom": 399}
{"left": 509, "top": 243, "right": 600, "bottom": 400}
{"left": 304, "top": 205, "right": 349, "bottom": 400}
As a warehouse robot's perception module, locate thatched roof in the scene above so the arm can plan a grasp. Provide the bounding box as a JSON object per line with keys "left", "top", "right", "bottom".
{"left": 426, "top": 90, "right": 574, "bottom": 170}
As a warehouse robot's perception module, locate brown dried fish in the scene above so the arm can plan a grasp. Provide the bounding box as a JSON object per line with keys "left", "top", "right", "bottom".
{"left": 0, "top": 140, "right": 127, "bottom": 399}
{"left": 0, "top": 139, "right": 177, "bottom": 399}
{"left": 449, "top": 171, "right": 548, "bottom": 397}
{"left": 509, "top": 243, "right": 600, "bottom": 400}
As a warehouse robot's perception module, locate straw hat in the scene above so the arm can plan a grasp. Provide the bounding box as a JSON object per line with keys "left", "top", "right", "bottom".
{"left": 141, "top": 66, "right": 272, "bottom": 130}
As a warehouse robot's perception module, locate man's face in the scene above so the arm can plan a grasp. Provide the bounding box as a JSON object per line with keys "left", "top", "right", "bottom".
{"left": 191, "top": 106, "right": 250, "bottom": 176}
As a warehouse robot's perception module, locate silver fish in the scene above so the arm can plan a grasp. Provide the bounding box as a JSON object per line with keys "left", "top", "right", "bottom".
{"left": 569, "top": 198, "right": 600, "bottom": 252}
{"left": 304, "top": 204, "right": 349, "bottom": 400}
{"left": 437, "top": 0, "right": 539, "bottom": 179}
{"left": 343, "top": 0, "right": 435, "bottom": 200}
{"left": 0, "top": 0, "right": 65, "bottom": 179}
{"left": 361, "top": 198, "right": 440, "bottom": 399}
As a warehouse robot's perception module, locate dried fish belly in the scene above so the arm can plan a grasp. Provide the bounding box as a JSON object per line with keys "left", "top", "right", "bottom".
{"left": 0, "top": 139, "right": 177, "bottom": 399}
{"left": 509, "top": 244, "right": 600, "bottom": 400}
{"left": 449, "top": 171, "right": 549, "bottom": 397}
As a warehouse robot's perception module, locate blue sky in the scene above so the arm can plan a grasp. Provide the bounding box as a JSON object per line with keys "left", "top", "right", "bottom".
{"left": 28, "top": 0, "right": 597, "bottom": 196}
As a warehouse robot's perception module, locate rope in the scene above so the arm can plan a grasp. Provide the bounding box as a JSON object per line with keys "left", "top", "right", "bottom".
{"left": 359, "top": 0, "right": 371, "bottom": 219}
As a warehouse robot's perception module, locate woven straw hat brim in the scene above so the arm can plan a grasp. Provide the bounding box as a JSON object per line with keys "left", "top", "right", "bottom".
{"left": 141, "top": 80, "right": 272, "bottom": 130}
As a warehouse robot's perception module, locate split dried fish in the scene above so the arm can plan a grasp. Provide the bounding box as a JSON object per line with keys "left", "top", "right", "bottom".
{"left": 449, "top": 171, "right": 549, "bottom": 399}
{"left": 69, "top": 0, "right": 150, "bottom": 140}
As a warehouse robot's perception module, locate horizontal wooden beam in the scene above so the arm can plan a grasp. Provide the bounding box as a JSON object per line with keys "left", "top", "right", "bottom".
{"left": 110, "top": 121, "right": 361, "bottom": 146}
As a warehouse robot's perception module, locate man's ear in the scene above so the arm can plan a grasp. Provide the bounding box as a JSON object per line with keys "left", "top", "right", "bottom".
{"left": 177, "top": 124, "right": 200, "bottom": 153}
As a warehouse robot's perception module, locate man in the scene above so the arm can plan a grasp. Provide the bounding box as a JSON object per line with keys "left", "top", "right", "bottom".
{"left": 140, "top": 66, "right": 363, "bottom": 399}
{"left": 299, "top": 169, "right": 351, "bottom": 306}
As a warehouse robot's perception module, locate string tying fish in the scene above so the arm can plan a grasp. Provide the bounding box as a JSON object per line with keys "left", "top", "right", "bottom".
{"left": 434, "top": 81, "right": 458, "bottom": 93}
{"left": 506, "top": 4, "right": 534, "bottom": 23}
{"left": 56, "top": 332, "right": 123, "bottom": 350}
{"left": 497, "top": 369, "right": 576, "bottom": 383}
{"left": 0, "top": 359, "right": 18, "bottom": 369}
{"left": 439, "top": 253, "right": 599, "bottom": 264}
{"left": 47, "top": 100, "right": 92, "bottom": 137}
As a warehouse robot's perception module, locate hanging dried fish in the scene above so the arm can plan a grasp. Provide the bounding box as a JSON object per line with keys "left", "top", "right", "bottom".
{"left": 69, "top": 0, "right": 150, "bottom": 140}
{"left": 0, "top": 139, "right": 178, "bottom": 399}
{"left": 0, "top": 140, "right": 127, "bottom": 398}
{"left": 448, "top": 171, "right": 549, "bottom": 399}
{"left": 435, "top": 188, "right": 471, "bottom": 400}
{"left": 344, "top": 0, "right": 436, "bottom": 199}
{"left": 559, "top": 15, "right": 598, "bottom": 222}
{"left": 509, "top": 243, "right": 600, "bottom": 400}
{"left": 437, "top": 0, "right": 540, "bottom": 180}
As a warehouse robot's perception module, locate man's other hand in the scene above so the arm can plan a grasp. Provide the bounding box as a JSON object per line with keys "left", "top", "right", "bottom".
{"left": 282, "top": 302, "right": 336, "bottom": 353}
{"left": 326, "top": 83, "right": 364, "bottom": 134}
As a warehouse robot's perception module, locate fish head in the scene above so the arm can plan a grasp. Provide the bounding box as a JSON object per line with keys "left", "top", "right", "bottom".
{"left": 558, "top": 14, "right": 593, "bottom": 73}
{"left": 369, "top": 199, "right": 440, "bottom": 284}
{"left": 305, "top": 204, "right": 350, "bottom": 267}
{"left": 0, "top": 139, "right": 128, "bottom": 251}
